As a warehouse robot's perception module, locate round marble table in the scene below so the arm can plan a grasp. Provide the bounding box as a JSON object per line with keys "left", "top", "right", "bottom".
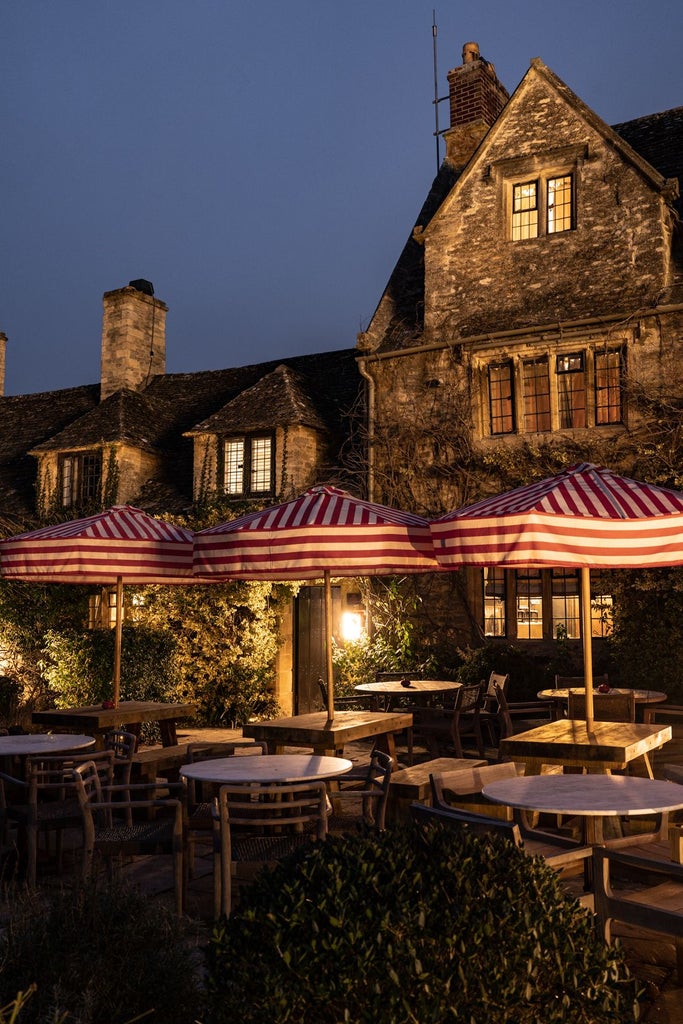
{"left": 180, "top": 752, "right": 353, "bottom": 786}
{"left": 0, "top": 733, "right": 95, "bottom": 757}
{"left": 483, "top": 772, "right": 683, "bottom": 844}
{"left": 355, "top": 679, "right": 461, "bottom": 711}
{"left": 537, "top": 688, "right": 668, "bottom": 705}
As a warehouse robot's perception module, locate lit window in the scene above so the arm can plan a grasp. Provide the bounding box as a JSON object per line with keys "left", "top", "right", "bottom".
{"left": 551, "top": 569, "right": 580, "bottom": 639}
{"left": 516, "top": 570, "right": 543, "bottom": 639}
{"left": 223, "top": 434, "right": 274, "bottom": 496}
{"left": 547, "top": 175, "right": 573, "bottom": 233}
{"left": 512, "top": 181, "right": 538, "bottom": 240}
{"left": 523, "top": 358, "right": 551, "bottom": 432}
{"left": 557, "top": 353, "right": 586, "bottom": 428}
{"left": 595, "top": 350, "right": 623, "bottom": 425}
{"left": 488, "top": 362, "right": 515, "bottom": 435}
{"left": 591, "top": 594, "right": 613, "bottom": 637}
{"left": 483, "top": 567, "right": 507, "bottom": 637}
{"left": 60, "top": 451, "right": 102, "bottom": 509}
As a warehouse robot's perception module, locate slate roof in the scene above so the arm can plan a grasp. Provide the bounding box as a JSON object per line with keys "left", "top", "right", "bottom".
{"left": 0, "top": 384, "right": 99, "bottom": 520}
{"left": 612, "top": 106, "right": 683, "bottom": 216}
{"left": 0, "top": 349, "right": 361, "bottom": 520}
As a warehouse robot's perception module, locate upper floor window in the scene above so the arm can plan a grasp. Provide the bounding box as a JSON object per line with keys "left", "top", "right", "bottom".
{"left": 511, "top": 173, "right": 574, "bottom": 240}
{"left": 557, "top": 353, "right": 586, "bottom": 428}
{"left": 222, "top": 434, "right": 274, "bottom": 497}
{"left": 522, "top": 358, "right": 551, "bottom": 432}
{"left": 60, "top": 451, "right": 102, "bottom": 509}
{"left": 488, "top": 361, "right": 515, "bottom": 435}
{"left": 595, "top": 350, "right": 623, "bottom": 425}
{"left": 483, "top": 345, "right": 624, "bottom": 436}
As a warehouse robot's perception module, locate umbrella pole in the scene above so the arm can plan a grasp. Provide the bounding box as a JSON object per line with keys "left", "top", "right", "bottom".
{"left": 324, "top": 569, "right": 335, "bottom": 721}
{"left": 580, "top": 567, "right": 594, "bottom": 727}
{"left": 113, "top": 575, "right": 123, "bottom": 708}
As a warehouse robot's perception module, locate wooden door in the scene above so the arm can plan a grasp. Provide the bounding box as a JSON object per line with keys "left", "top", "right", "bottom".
{"left": 294, "top": 585, "right": 341, "bottom": 714}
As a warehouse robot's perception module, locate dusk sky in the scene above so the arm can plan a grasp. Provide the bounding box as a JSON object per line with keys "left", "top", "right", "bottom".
{"left": 3, "top": 1, "right": 682, "bottom": 397}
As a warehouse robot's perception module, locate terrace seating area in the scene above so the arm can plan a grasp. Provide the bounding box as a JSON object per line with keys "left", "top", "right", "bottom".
{"left": 2, "top": 686, "right": 683, "bottom": 1021}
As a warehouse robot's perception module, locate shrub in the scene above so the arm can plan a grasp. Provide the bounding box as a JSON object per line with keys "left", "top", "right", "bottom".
{"left": 204, "top": 824, "right": 639, "bottom": 1024}
{"left": 0, "top": 877, "right": 203, "bottom": 1024}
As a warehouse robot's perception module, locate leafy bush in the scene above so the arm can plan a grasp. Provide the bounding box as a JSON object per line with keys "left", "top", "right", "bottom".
{"left": 204, "top": 824, "right": 639, "bottom": 1024}
{"left": 0, "top": 876, "right": 203, "bottom": 1024}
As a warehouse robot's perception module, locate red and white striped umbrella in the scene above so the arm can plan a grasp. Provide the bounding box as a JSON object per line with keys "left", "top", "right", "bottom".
{"left": 194, "top": 486, "right": 440, "bottom": 718}
{"left": 0, "top": 506, "right": 194, "bottom": 705}
{"left": 430, "top": 463, "right": 683, "bottom": 723}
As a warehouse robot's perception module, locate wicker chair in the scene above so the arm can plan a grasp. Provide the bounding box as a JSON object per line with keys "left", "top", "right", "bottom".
{"left": 212, "top": 780, "right": 328, "bottom": 918}
{"left": 184, "top": 740, "right": 267, "bottom": 876}
{"left": 0, "top": 749, "right": 115, "bottom": 886}
{"left": 567, "top": 689, "right": 635, "bottom": 723}
{"left": 327, "top": 750, "right": 394, "bottom": 833}
{"left": 71, "top": 760, "right": 184, "bottom": 916}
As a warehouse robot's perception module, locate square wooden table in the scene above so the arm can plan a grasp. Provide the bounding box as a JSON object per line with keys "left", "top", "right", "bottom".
{"left": 243, "top": 710, "right": 413, "bottom": 760}
{"left": 499, "top": 718, "right": 672, "bottom": 777}
{"left": 32, "top": 700, "right": 196, "bottom": 749}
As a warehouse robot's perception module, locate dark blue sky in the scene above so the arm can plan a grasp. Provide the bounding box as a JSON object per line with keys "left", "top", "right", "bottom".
{"left": 3, "top": 0, "right": 682, "bottom": 396}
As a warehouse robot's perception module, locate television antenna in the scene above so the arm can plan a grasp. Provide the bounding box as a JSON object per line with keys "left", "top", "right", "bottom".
{"left": 431, "top": 11, "right": 449, "bottom": 173}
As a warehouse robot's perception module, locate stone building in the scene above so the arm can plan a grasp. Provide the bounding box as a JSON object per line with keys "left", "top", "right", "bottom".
{"left": 0, "top": 281, "right": 362, "bottom": 712}
{"left": 357, "top": 43, "right": 683, "bottom": 658}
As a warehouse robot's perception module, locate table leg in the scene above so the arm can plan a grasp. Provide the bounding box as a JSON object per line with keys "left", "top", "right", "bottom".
{"left": 159, "top": 719, "right": 178, "bottom": 747}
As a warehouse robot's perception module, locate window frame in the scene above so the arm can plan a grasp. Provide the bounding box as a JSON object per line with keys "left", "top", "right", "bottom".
{"left": 59, "top": 450, "right": 102, "bottom": 510}
{"left": 595, "top": 349, "right": 624, "bottom": 425}
{"left": 509, "top": 170, "right": 575, "bottom": 241}
{"left": 488, "top": 361, "right": 516, "bottom": 435}
{"left": 221, "top": 432, "right": 275, "bottom": 498}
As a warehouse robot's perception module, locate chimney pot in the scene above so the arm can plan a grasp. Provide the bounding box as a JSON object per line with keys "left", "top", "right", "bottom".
{"left": 462, "top": 41, "right": 480, "bottom": 64}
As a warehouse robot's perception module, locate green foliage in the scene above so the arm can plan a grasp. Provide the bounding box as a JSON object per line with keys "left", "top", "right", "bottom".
{"left": 0, "top": 876, "right": 202, "bottom": 1024}
{"left": 607, "top": 568, "right": 683, "bottom": 702}
{"left": 41, "top": 625, "right": 178, "bottom": 705}
{"left": 136, "top": 581, "right": 283, "bottom": 726}
{"left": 332, "top": 578, "right": 437, "bottom": 693}
{"left": 204, "top": 824, "right": 639, "bottom": 1024}
{"left": 454, "top": 641, "right": 578, "bottom": 701}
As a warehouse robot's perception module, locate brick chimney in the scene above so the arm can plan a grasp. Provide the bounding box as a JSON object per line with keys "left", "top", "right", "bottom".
{"left": 100, "top": 281, "right": 167, "bottom": 400}
{"left": 0, "top": 332, "right": 6, "bottom": 397}
{"left": 443, "top": 42, "right": 509, "bottom": 169}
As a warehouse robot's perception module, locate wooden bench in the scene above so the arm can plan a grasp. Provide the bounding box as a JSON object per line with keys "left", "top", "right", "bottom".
{"left": 386, "top": 756, "right": 487, "bottom": 824}
{"left": 131, "top": 743, "right": 191, "bottom": 784}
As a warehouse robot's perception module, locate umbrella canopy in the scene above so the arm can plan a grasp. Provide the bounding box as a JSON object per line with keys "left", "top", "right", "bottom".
{"left": 0, "top": 505, "right": 194, "bottom": 705}
{"left": 430, "top": 463, "right": 683, "bottom": 724}
{"left": 193, "top": 485, "right": 440, "bottom": 719}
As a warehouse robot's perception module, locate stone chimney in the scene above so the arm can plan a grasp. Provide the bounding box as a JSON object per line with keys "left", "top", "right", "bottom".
{"left": 100, "top": 281, "right": 167, "bottom": 400}
{"left": 0, "top": 332, "right": 6, "bottom": 397}
{"left": 443, "top": 42, "right": 509, "bottom": 169}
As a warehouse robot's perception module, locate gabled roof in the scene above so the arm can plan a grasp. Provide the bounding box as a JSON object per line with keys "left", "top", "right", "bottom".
{"left": 361, "top": 60, "right": 682, "bottom": 356}
{"left": 29, "top": 388, "right": 165, "bottom": 455}
{"left": 186, "top": 364, "right": 329, "bottom": 436}
{"left": 0, "top": 348, "right": 361, "bottom": 518}
{"left": 0, "top": 384, "right": 99, "bottom": 517}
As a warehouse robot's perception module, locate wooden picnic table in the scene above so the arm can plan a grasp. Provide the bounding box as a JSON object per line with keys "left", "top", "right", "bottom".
{"left": 243, "top": 710, "right": 413, "bottom": 762}
{"left": 32, "top": 700, "right": 196, "bottom": 750}
{"left": 499, "top": 718, "right": 672, "bottom": 777}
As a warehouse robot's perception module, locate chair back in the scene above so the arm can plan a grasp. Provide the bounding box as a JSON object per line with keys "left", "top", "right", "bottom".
{"left": 358, "top": 749, "right": 394, "bottom": 831}
{"left": 567, "top": 689, "right": 635, "bottom": 722}
{"left": 430, "top": 760, "right": 518, "bottom": 820}
{"left": 28, "top": 749, "right": 115, "bottom": 800}
{"left": 457, "top": 681, "right": 485, "bottom": 714}
{"left": 555, "top": 673, "right": 609, "bottom": 690}
{"left": 217, "top": 780, "right": 329, "bottom": 840}
{"left": 411, "top": 802, "right": 523, "bottom": 845}
{"left": 482, "top": 672, "right": 510, "bottom": 711}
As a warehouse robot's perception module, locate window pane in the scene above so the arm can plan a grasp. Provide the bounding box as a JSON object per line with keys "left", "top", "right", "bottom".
{"left": 551, "top": 569, "right": 580, "bottom": 639}
{"left": 250, "top": 437, "right": 272, "bottom": 493}
{"left": 591, "top": 594, "right": 613, "bottom": 637}
{"left": 61, "top": 456, "right": 75, "bottom": 507}
{"left": 512, "top": 181, "right": 538, "bottom": 240}
{"left": 547, "top": 175, "right": 573, "bottom": 233}
{"left": 523, "top": 358, "right": 551, "bottom": 431}
{"left": 488, "top": 362, "right": 515, "bottom": 434}
{"left": 556, "top": 352, "right": 586, "bottom": 428}
{"left": 483, "top": 567, "right": 506, "bottom": 637}
{"left": 81, "top": 454, "right": 102, "bottom": 503}
{"left": 595, "top": 351, "right": 622, "bottom": 424}
{"left": 224, "top": 439, "right": 245, "bottom": 494}
{"left": 516, "top": 570, "right": 543, "bottom": 639}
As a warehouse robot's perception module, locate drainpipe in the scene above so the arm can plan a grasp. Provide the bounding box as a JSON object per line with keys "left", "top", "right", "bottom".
{"left": 357, "top": 357, "right": 376, "bottom": 503}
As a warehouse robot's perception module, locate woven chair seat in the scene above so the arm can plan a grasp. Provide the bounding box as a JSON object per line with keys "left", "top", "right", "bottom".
{"left": 231, "top": 831, "right": 313, "bottom": 863}
{"left": 94, "top": 818, "right": 176, "bottom": 851}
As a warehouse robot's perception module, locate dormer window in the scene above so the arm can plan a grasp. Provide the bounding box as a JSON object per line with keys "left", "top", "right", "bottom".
{"left": 60, "top": 451, "right": 102, "bottom": 509}
{"left": 222, "top": 434, "right": 274, "bottom": 497}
